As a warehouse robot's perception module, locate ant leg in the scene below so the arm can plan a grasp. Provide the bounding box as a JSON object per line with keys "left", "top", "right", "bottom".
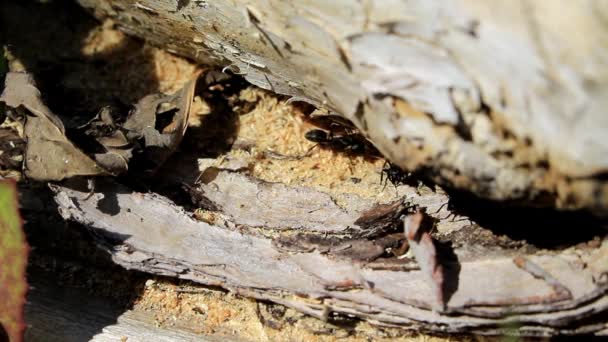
{"left": 430, "top": 201, "right": 450, "bottom": 215}
{"left": 381, "top": 164, "right": 399, "bottom": 196}
{"left": 347, "top": 156, "right": 355, "bottom": 175}
{"left": 380, "top": 160, "right": 389, "bottom": 191}
{"left": 381, "top": 175, "right": 390, "bottom": 192}
{"left": 304, "top": 143, "right": 320, "bottom": 157}
{"left": 393, "top": 182, "right": 399, "bottom": 198}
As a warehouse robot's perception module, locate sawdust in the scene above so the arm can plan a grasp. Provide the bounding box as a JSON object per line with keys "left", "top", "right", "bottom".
{"left": 135, "top": 278, "right": 481, "bottom": 342}
{"left": 80, "top": 18, "right": 201, "bottom": 99}
{"left": 216, "top": 88, "right": 419, "bottom": 207}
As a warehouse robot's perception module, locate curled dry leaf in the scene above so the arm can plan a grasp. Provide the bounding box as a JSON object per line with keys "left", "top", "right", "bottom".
{"left": 124, "top": 70, "right": 201, "bottom": 173}
{"left": 0, "top": 72, "right": 109, "bottom": 181}
{"left": 78, "top": 106, "right": 131, "bottom": 174}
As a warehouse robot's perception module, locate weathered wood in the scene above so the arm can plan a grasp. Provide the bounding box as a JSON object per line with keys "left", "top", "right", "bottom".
{"left": 185, "top": 169, "right": 470, "bottom": 238}
{"left": 24, "top": 273, "right": 233, "bottom": 342}
{"left": 51, "top": 176, "right": 608, "bottom": 336}
{"left": 18, "top": 184, "right": 241, "bottom": 342}
{"left": 76, "top": 0, "right": 608, "bottom": 214}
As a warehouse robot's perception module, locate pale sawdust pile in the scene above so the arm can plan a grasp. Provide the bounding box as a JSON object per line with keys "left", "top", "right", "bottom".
{"left": 135, "top": 278, "right": 479, "bottom": 342}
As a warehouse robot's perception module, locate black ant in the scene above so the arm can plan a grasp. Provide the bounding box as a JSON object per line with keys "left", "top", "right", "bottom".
{"left": 300, "top": 113, "right": 415, "bottom": 191}
{"left": 304, "top": 129, "right": 379, "bottom": 157}
{"left": 303, "top": 113, "right": 380, "bottom": 156}
{"left": 305, "top": 114, "right": 357, "bottom": 136}
{"left": 380, "top": 161, "right": 411, "bottom": 190}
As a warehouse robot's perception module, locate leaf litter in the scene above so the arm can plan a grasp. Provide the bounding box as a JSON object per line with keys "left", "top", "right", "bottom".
{"left": 0, "top": 70, "right": 201, "bottom": 181}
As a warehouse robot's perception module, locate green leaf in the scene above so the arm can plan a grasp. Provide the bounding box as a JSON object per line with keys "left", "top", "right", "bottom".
{"left": 0, "top": 180, "right": 28, "bottom": 342}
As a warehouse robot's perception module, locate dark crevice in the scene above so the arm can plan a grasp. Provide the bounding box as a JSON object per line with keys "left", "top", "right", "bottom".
{"left": 441, "top": 189, "right": 606, "bottom": 249}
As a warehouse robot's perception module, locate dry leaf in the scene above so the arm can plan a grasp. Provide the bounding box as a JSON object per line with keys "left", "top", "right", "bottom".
{"left": 0, "top": 72, "right": 109, "bottom": 181}
{"left": 0, "top": 71, "right": 202, "bottom": 180}
{"left": 123, "top": 70, "right": 201, "bottom": 173}
{"left": 122, "top": 93, "right": 166, "bottom": 139}
{"left": 404, "top": 211, "right": 446, "bottom": 311}
{"left": 78, "top": 107, "right": 131, "bottom": 174}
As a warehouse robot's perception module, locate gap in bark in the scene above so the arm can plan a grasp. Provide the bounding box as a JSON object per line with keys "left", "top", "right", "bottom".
{"left": 442, "top": 190, "right": 606, "bottom": 250}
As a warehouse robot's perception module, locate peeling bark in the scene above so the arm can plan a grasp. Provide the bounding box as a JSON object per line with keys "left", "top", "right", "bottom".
{"left": 51, "top": 177, "right": 608, "bottom": 336}
{"left": 76, "top": 0, "right": 608, "bottom": 214}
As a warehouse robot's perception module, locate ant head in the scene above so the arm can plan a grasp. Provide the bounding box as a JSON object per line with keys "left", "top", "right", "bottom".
{"left": 387, "top": 168, "right": 402, "bottom": 178}
{"left": 305, "top": 129, "right": 329, "bottom": 143}
{"left": 383, "top": 162, "right": 403, "bottom": 171}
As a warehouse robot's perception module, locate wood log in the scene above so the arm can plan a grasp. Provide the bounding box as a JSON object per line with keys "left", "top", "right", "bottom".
{"left": 75, "top": 0, "right": 608, "bottom": 214}
{"left": 5, "top": 1, "right": 606, "bottom": 337}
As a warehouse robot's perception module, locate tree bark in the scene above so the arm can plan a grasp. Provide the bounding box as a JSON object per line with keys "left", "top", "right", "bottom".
{"left": 76, "top": 0, "right": 608, "bottom": 214}
{"left": 50, "top": 175, "right": 608, "bottom": 337}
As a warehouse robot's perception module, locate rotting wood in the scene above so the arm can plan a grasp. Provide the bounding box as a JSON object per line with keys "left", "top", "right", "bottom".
{"left": 51, "top": 178, "right": 608, "bottom": 336}
{"left": 75, "top": 0, "right": 608, "bottom": 214}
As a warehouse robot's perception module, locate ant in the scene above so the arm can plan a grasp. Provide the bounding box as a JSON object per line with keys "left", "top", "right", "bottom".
{"left": 302, "top": 110, "right": 381, "bottom": 157}
{"left": 300, "top": 113, "right": 416, "bottom": 191}
{"left": 305, "top": 114, "right": 358, "bottom": 136}
{"left": 380, "top": 161, "right": 411, "bottom": 190}
{"left": 304, "top": 129, "right": 380, "bottom": 157}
